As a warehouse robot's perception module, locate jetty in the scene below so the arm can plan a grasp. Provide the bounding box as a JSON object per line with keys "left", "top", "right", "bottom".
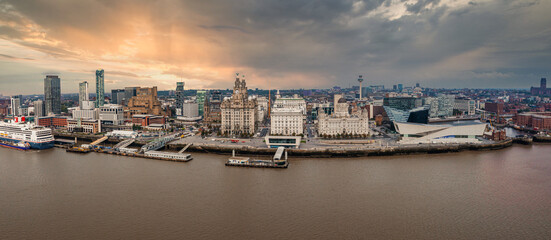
{"left": 226, "top": 147, "right": 288, "bottom": 168}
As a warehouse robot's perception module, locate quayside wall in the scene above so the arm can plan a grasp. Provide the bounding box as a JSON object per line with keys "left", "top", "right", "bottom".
{"left": 168, "top": 139, "right": 514, "bottom": 158}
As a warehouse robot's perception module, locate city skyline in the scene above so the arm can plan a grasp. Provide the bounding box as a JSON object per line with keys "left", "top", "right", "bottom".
{"left": 1, "top": 0, "right": 551, "bottom": 95}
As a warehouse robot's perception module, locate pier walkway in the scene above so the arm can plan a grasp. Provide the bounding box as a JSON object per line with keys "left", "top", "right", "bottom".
{"left": 140, "top": 133, "right": 181, "bottom": 153}
{"left": 90, "top": 136, "right": 108, "bottom": 146}
{"left": 114, "top": 139, "right": 135, "bottom": 149}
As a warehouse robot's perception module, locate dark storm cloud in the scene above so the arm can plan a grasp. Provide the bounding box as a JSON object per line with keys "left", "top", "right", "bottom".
{"left": 405, "top": 0, "right": 441, "bottom": 13}
{"left": 0, "top": 0, "right": 550, "bottom": 91}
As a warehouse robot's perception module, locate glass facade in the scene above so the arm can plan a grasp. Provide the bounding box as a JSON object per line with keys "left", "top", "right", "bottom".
{"left": 44, "top": 75, "right": 61, "bottom": 115}
{"left": 95, "top": 69, "right": 105, "bottom": 107}
{"left": 196, "top": 90, "right": 206, "bottom": 116}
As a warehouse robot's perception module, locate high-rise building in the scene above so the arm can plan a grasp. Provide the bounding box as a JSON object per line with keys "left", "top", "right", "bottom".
{"left": 397, "top": 84, "right": 403, "bottom": 92}
{"left": 33, "top": 100, "right": 44, "bottom": 117}
{"left": 111, "top": 89, "right": 125, "bottom": 105}
{"left": 383, "top": 97, "right": 422, "bottom": 111}
{"left": 196, "top": 90, "right": 206, "bottom": 117}
{"left": 203, "top": 90, "right": 222, "bottom": 124}
{"left": 44, "top": 75, "right": 61, "bottom": 115}
{"left": 220, "top": 74, "right": 258, "bottom": 136}
{"left": 425, "top": 94, "right": 455, "bottom": 118}
{"left": 175, "top": 82, "right": 185, "bottom": 115}
{"left": 95, "top": 69, "right": 105, "bottom": 107}
{"left": 10, "top": 96, "right": 20, "bottom": 116}
{"left": 79, "top": 81, "right": 89, "bottom": 108}
{"left": 124, "top": 87, "right": 138, "bottom": 106}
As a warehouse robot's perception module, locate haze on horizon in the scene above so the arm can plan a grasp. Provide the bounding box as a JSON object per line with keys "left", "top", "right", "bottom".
{"left": 0, "top": 0, "right": 550, "bottom": 95}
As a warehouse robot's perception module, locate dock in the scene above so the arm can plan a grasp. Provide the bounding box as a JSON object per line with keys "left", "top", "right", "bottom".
{"left": 63, "top": 132, "right": 193, "bottom": 163}
{"left": 226, "top": 147, "right": 288, "bottom": 168}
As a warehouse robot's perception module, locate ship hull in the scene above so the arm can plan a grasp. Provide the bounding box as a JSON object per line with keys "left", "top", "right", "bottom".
{"left": 0, "top": 136, "right": 54, "bottom": 150}
{"left": 0, "top": 142, "right": 30, "bottom": 150}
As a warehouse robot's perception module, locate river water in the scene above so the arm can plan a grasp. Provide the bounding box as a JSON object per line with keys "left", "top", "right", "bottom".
{"left": 1, "top": 145, "right": 551, "bottom": 239}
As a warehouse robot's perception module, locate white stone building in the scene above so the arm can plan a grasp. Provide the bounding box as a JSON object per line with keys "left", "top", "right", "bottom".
{"left": 99, "top": 104, "right": 124, "bottom": 125}
{"left": 273, "top": 94, "right": 307, "bottom": 115}
{"left": 220, "top": 74, "right": 258, "bottom": 136}
{"left": 270, "top": 108, "right": 304, "bottom": 136}
{"left": 318, "top": 94, "right": 370, "bottom": 137}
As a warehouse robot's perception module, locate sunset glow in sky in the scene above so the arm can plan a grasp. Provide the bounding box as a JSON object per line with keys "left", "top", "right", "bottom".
{"left": 0, "top": 0, "right": 550, "bottom": 95}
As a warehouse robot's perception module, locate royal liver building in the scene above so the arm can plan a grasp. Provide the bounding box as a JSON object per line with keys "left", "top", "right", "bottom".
{"left": 221, "top": 74, "right": 258, "bottom": 136}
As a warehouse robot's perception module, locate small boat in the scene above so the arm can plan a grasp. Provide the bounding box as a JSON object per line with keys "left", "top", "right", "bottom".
{"left": 0, "top": 141, "right": 30, "bottom": 151}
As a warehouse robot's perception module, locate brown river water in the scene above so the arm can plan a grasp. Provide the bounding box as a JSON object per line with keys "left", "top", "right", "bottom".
{"left": 1, "top": 145, "right": 551, "bottom": 239}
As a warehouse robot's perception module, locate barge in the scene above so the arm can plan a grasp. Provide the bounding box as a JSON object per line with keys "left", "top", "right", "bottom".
{"left": 226, "top": 147, "right": 288, "bottom": 168}
{"left": 143, "top": 150, "right": 193, "bottom": 162}
{"left": 66, "top": 146, "right": 92, "bottom": 153}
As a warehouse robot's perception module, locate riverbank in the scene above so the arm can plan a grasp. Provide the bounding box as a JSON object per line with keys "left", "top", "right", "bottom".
{"left": 53, "top": 132, "right": 551, "bottom": 158}
{"left": 168, "top": 139, "right": 515, "bottom": 158}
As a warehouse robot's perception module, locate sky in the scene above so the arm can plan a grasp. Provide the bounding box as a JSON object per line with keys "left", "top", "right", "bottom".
{"left": 0, "top": 0, "right": 550, "bottom": 95}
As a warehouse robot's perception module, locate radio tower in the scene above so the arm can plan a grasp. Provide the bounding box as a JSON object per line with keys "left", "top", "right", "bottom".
{"left": 357, "top": 75, "right": 364, "bottom": 100}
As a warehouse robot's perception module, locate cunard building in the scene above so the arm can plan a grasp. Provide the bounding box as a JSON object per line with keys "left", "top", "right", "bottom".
{"left": 221, "top": 74, "right": 257, "bottom": 136}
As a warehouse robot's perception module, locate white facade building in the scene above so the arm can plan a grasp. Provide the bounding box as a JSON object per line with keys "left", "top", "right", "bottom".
{"left": 99, "top": 104, "right": 124, "bottom": 125}
{"left": 270, "top": 108, "right": 304, "bottom": 136}
{"left": 395, "top": 122, "right": 487, "bottom": 144}
{"left": 317, "top": 94, "right": 370, "bottom": 137}
{"left": 273, "top": 94, "right": 307, "bottom": 115}
{"left": 33, "top": 100, "right": 44, "bottom": 117}
{"left": 454, "top": 98, "right": 476, "bottom": 115}
{"left": 79, "top": 81, "right": 89, "bottom": 108}
{"left": 10, "top": 97, "right": 20, "bottom": 116}
{"left": 72, "top": 108, "right": 99, "bottom": 120}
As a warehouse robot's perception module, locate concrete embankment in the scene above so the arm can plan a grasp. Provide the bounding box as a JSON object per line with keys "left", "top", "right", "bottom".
{"left": 533, "top": 136, "right": 551, "bottom": 143}
{"left": 169, "top": 139, "right": 514, "bottom": 158}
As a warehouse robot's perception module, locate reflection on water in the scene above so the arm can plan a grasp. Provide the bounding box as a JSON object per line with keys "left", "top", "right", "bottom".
{"left": 1, "top": 146, "right": 551, "bottom": 239}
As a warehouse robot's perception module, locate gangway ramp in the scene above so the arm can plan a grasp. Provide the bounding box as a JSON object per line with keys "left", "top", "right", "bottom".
{"left": 114, "top": 139, "right": 135, "bottom": 149}
{"left": 179, "top": 143, "right": 192, "bottom": 153}
{"left": 90, "top": 136, "right": 108, "bottom": 146}
{"left": 140, "top": 133, "right": 180, "bottom": 153}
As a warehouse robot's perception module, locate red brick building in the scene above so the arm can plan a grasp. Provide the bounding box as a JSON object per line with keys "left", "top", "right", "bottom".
{"left": 38, "top": 116, "right": 68, "bottom": 128}
{"left": 514, "top": 112, "right": 551, "bottom": 130}
{"left": 485, "top": 102, "right": 504, "bottom": 115}
{"left": 131, "top": 114, "right": 166, "bottom": 127}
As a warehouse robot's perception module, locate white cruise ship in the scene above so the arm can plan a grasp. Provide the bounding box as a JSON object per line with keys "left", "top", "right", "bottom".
{"left": 0, "top": 120, "right": 55, "bottom": 150}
